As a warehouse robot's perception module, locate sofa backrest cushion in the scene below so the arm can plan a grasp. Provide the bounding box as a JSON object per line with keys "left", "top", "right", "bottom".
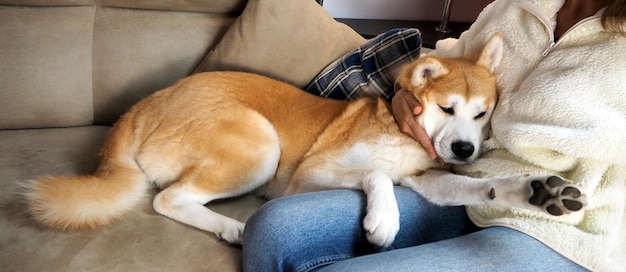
{"left": 195, "top": 0, "right": 366, "bottom": 88}
{"left": 0, "top": 2, "right": 242, "bottom": 128}
{"left": 90, "top": 8, "right": 236, "bottom": 124}
{"left": 0, "top": 0, "right": 247, "bottom": 13}
{"left": 0, "top": 6, "right": 95, "bottom": 129}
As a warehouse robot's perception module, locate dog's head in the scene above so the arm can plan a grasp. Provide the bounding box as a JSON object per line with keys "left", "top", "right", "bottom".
{"left": 396, "top": 33, "right": 503, "bottom": 164}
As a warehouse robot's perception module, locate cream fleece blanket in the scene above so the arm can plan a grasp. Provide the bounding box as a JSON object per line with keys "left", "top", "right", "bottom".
{"left": 433, "top": 0, "right": 626, "bottom": 271}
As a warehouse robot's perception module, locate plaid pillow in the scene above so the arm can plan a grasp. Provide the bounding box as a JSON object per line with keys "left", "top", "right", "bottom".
{"left": 304, "top": 28, "right": 422, "bottom": 102}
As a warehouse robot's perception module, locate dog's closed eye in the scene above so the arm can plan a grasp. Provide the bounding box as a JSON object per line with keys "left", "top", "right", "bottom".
{"left": 439, "top": 106, "right": 454, "bottom": 115}
{"left": 474, "top": 111, "right": 486, "bottom": 119}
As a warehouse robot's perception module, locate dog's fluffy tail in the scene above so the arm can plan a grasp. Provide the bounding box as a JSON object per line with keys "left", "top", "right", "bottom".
{"left": 25, "top": 113, "right": 149, "bottom": 231}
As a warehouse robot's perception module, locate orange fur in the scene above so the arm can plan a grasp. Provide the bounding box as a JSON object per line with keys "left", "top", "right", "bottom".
{"left": 397, "top": 55, "right": 497, "bottom": 115}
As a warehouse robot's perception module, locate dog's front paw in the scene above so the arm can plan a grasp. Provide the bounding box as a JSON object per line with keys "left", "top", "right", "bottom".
{"left": 216, "top": 221, "right": 245, "bottom": 244}
{"left": 528, "top": 176, "right": 587, "bottom": 216}
{"left": 363, "top": 202, "right": 400, "bottom": 248}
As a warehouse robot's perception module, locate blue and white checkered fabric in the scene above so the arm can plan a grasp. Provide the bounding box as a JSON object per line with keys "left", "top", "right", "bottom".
{"left": 304, "top": 28, "right": 422, "bottom": 102}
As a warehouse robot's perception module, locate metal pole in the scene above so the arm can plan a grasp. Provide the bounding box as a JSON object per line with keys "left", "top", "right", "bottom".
{"left": 435, "top": 0, "right": 453, "bottom": 33}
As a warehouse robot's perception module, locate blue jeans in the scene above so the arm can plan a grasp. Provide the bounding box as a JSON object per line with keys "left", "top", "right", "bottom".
{"left": 242, "top": 187, "right": 587, "bottom": 272}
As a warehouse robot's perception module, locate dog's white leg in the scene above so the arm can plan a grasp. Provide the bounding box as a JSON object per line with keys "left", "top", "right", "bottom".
{"left": 153, "top": 185, "right": 246, "bottom": 244}
{"left": 399, "top": 170, "right": 495, "bottom": 206}
{"left": 287, "top": 167, "right": 400, "bottom": 248}
{"left": 400, "top": 170, "right": 587, "bottom": 216}
{"left": 361, "top": 170, "right": 400, "bottom": 248}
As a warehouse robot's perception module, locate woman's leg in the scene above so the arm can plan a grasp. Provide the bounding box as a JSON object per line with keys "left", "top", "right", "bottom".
{"left": 319, "top": 227, "right": 588, "bottom": 272}
{"left": 242, "top": 187, "right": 477, "bottom": 272}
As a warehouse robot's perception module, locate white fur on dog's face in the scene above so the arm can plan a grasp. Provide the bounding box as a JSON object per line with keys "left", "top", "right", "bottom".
{"left": 419, "top": 94, "right": 494, "bottom": 164}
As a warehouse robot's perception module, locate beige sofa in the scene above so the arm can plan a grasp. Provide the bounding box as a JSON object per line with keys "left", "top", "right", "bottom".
{"left": 0, "top": 0, "right": 366, "bottom": 271}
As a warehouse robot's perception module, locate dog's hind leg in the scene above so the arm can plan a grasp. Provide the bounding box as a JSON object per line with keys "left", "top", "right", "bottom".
{"left": 149, "top": 112, "right": 281, "bottom": 244}
{"left": 153, "top": 181, "right": 246, "bottom": 243}
{"left": 152, "top": 142, "right": 280, "bottom": 243}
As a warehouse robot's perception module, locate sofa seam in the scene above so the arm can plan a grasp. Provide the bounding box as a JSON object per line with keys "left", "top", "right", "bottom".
{"left": 90, "top": 5, "right": 96, "bottom": 125}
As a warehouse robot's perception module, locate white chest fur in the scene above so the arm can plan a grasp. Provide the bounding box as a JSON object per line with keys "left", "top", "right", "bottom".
{"left": 338, "top": 135, "right": 436, "bottom": 182}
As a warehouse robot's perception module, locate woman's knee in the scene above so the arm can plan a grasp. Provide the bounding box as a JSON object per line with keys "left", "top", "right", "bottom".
{"left": 242, "top": 190, "right": 367, "bottom": 271}
{"left": 244, "top": 193, "right": 321, "bottom": 247}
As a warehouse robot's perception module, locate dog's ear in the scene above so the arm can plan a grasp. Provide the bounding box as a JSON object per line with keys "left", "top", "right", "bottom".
{"left": 475, "top": 32, "right": 503, "bottom": 73}
{"left": 410, "top": 58, "right": 450, "bottom": 89}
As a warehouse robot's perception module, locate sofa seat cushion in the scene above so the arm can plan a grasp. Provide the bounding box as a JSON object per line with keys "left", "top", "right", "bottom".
{"left": 0, "top": 126, "right": 265, "bottom": 271}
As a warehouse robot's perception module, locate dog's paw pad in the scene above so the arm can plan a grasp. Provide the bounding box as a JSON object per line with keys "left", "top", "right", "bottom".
{"left": 546, "top": 203, "right": 564, "bottom": 216}
{"left": 528, "top": 176, "right": 587, "bottom": 216}
{"left": 561, "top": 187, "right": 582, "bottom": 198}
{"left": 488, "top": 188, "right": 496, "bottom": 200}
{"left": 546, "top": 175, "right": 566, "bottom": 188}
{"left": 562, "top": 199, "right": 584, "bottom": 211}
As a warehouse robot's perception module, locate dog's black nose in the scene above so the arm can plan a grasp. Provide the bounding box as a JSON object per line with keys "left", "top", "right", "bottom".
{"left": 451, "top": 141, "right": 474, "bottom": 159}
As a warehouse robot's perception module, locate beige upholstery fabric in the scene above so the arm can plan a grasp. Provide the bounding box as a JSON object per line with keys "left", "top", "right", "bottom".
{"left": 0, "top": 0, "right": 247, "bottom": 13}
{"left": 92, "top": 8, "right": 235, "bottom": 124}
{"left": 0, "top": 5, "right": 238, "bottom": 128}
{"left": 0, "top": 6, "right": 95, "bottom": 129}
{"left": 195, "top": 0, "right": 366, "bottom": 88}
{"left": 0, "top": 127, "right": 265, "bottom": 271}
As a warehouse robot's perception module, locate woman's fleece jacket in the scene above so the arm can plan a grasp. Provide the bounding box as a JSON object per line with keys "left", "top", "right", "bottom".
{"left": 434, "top": 0, "right": 626, "bottom": 271}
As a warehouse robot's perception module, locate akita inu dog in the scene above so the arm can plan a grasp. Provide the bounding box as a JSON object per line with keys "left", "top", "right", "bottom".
{"left": 25, "top": 33, "right": 586, "bottom": 247}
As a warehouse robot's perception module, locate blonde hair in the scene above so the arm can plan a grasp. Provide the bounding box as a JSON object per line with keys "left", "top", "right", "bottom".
{"left": 602, "top": 0, "right": 626, "bottom": 33}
